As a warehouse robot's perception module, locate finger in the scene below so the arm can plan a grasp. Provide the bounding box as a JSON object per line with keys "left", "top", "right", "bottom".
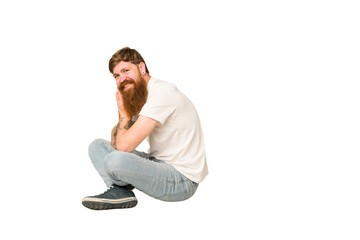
{"left": 116, "top": 91, "right": 123, "bottom": 107}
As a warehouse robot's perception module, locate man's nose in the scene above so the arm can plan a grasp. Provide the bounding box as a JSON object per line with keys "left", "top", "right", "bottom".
{"left": 116, "top": 75, "right": 127, "bottom": 85}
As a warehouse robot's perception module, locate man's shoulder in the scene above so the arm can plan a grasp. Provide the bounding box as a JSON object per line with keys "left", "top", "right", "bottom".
{"left": 149, "top": 78, "right": 177, "bottom": 93}
{"left": 150, "top": 77, "right": 174, "bottom": 87}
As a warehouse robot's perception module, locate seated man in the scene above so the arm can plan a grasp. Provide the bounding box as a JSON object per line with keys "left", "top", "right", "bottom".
{"left": 82, "top": 47, "right": 208, "bottom": 210}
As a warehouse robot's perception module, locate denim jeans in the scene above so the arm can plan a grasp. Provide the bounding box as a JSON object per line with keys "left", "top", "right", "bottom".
{"left": 88, "top": 139, "right": 198, "bottom": 202}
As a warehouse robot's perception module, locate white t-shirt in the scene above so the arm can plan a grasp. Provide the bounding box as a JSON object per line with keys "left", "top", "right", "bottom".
{"left": 139, "top": 77, "right": 208, "bottom": 183}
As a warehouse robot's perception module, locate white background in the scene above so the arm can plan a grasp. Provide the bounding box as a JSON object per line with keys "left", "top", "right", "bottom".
{"left": 1, "top": 0, "right": 359, "bottom": 239}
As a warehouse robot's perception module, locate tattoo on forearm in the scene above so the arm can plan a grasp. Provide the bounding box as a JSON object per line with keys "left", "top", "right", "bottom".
{"left": 112, "top": 116, "right": 134, "bottom": 148}
{"left": 114, "top": 122, "right": 120, "bottom": 135}
{"left": 112, "top": 122, "right": 120, "bottom": 147}
{"left": 115, "top": 117, "right": 134, "bottom": 132}
{"left": 124, "top": 120, "right": 134, "bottom": 130}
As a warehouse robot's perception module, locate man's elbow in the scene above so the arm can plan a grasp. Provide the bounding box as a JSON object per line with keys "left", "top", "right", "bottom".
{"left": 115, "top": 142, "right": 135, "bottom": 152}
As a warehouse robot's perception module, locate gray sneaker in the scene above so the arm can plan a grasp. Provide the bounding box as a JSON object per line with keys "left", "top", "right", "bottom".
{"left": 82, "top": 185, "right": 138, "bottom": 210}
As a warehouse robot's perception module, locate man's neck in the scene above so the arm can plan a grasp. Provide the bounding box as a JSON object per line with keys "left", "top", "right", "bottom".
{"left": 144, "top": 75, "right": 151, "bottom": 86}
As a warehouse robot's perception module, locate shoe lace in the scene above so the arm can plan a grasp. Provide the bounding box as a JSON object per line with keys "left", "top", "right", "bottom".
{"left": 95, "top": 185, "right": 116, "bottom": 197}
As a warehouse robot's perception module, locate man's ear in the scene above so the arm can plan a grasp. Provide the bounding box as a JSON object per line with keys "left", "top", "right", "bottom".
{"left": 138, "top": 62, "right": 146, "bottom": 74}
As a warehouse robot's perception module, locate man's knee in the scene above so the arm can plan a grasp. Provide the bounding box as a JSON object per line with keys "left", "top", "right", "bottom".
{"left": 104, "top": 151, "right": 133, "bottom": 173}
{"left": 88, "top": 138, "right": 104, "bottom": 155}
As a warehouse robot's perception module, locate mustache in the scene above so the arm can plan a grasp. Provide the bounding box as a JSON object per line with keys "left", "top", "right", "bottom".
{"left": 119, "top": 79, "right": 136, "bottom": 91}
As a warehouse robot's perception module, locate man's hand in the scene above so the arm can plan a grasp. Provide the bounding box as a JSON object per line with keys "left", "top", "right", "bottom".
{"left": 111, "top": 90, "right": 127, "bottom": 149}
{"left": 115, "top": 90, "right": 127, "bottom": 118}
{"left": 112, "top": 90, "right": 134, "bottom": 150}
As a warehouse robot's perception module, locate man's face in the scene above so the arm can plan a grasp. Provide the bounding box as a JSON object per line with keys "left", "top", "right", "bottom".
{"left": 113, "top": 61, "right": 141, "bottom": 91}
{"left": 112, "top": 61, "right": 148, "bottom": 117}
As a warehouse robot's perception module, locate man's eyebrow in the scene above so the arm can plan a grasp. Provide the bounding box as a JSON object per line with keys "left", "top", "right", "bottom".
{"left": 115, "top": 67, "right": 128, "bottom": 73}
{"left": 113, "top": 66, "right": 131, "bottom": 76}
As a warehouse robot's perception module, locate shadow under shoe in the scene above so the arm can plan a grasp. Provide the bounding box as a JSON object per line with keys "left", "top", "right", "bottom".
{"left": 82, "top": 185, "right": 137, "bottom": 210}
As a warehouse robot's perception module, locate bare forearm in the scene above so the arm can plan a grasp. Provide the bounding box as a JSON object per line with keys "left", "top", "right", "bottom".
{"left": 111, "top": 122, "right": 120, "bottom": 148}
{"left": 111, "top": 115, "right": 135, "bottom": 150}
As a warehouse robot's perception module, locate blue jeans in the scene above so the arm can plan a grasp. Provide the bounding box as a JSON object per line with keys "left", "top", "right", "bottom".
{"left": 88, "top": 139, "right": 198, "bottom": 202}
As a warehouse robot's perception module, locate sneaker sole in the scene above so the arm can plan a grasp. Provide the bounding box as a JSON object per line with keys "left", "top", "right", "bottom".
{"left": 82, "top": 197, "right": 138, "bottom": 210}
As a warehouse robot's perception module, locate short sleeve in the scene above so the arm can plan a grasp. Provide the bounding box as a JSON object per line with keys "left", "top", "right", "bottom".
{"left": 139, "top": 92, "right": 176, "bottom": 124}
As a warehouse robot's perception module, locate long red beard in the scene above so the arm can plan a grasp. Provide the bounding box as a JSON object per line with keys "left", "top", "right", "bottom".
{"left": 119, "top": 76, "right": 148, "bottom": 118}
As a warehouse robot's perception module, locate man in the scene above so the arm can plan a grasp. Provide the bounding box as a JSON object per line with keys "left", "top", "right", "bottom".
{"left": 82, "top": 47, "right": 208, "bottom": 210}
